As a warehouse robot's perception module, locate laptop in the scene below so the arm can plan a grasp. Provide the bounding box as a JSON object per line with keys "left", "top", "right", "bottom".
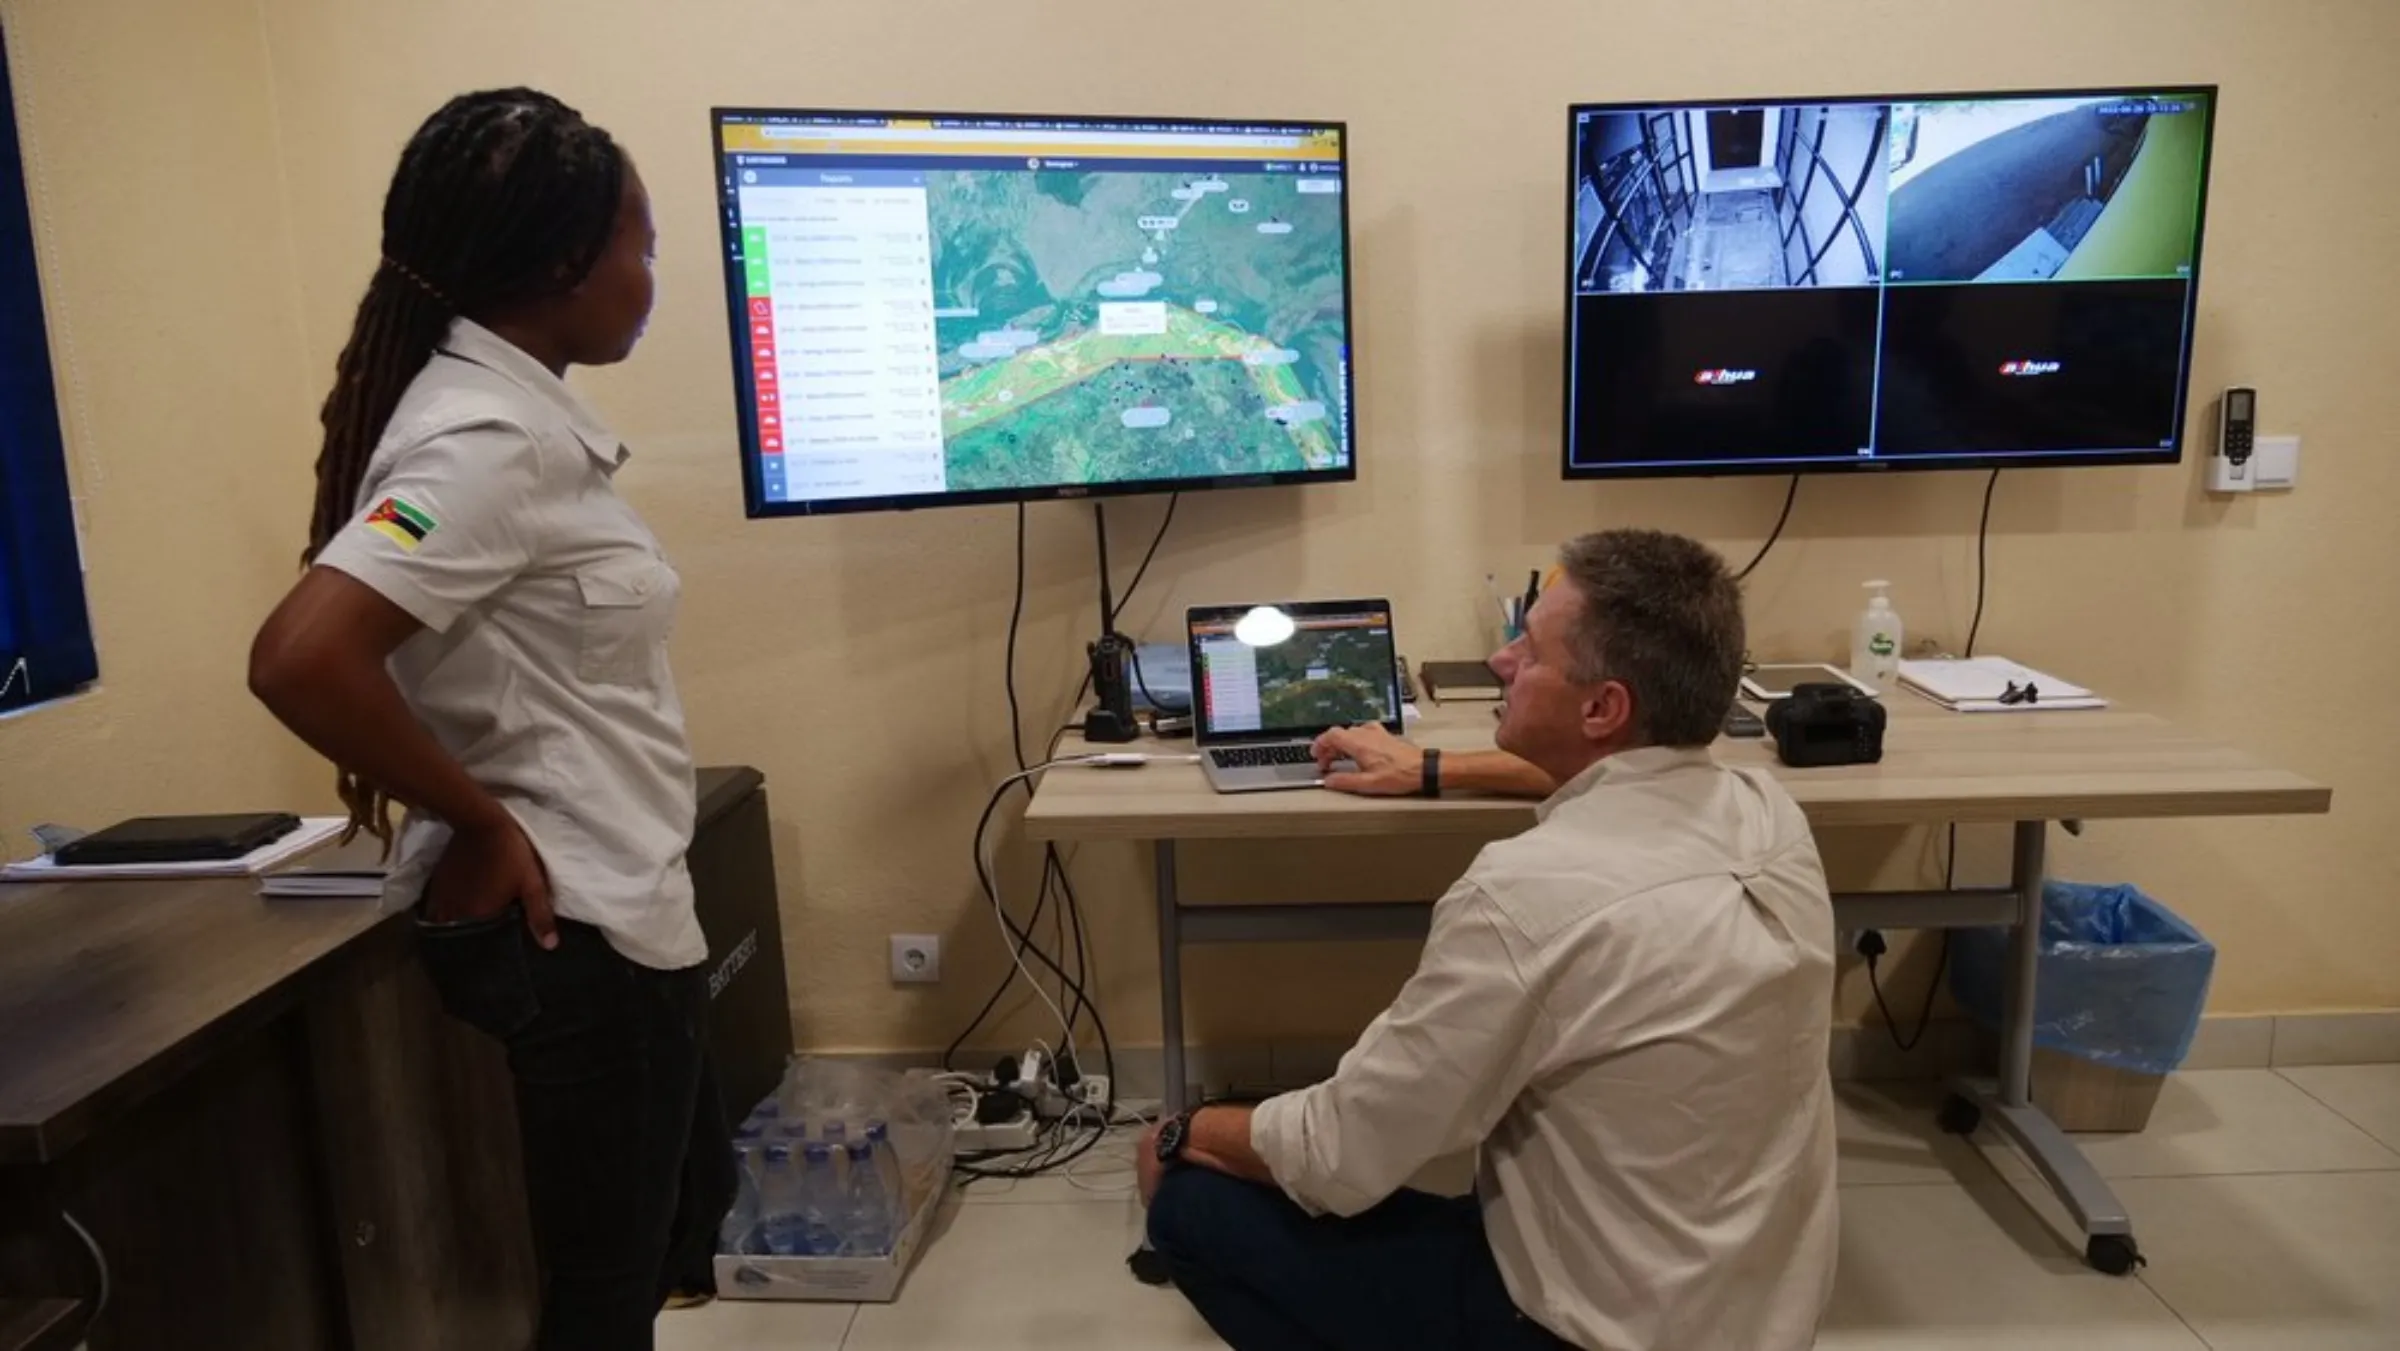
{"left": 1187, "top": 599, "right": 1406, "bottom": 794}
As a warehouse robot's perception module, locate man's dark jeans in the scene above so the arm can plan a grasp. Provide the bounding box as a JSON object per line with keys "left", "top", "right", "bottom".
{"left": 417, "top": 906, "right": 735, "bottom": 1351}
{"left": 1147, "top": 1167, "right": 1576, "bottom": 1351}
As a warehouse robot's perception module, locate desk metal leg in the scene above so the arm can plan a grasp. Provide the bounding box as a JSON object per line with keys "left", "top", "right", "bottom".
{"left": 1155, "top": 841, "right": 1186, "bottom": 1115}
{"left": 1944, "top": 820, "right": 2142, "bottom": 1275}
{"left": 2001, "top": 818, "right": 2044, "bottom": 1107}
{"left": 1128, "top": 842, "right": 1186, "bottom": 1286}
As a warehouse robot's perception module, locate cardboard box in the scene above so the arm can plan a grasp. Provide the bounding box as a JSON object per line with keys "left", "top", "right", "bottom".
{"left": 2030, "top": 1047, "right": 2167, "bottom": 1133}
{"left": 714, "top": 1172, "right": 949, "bottom": 1303}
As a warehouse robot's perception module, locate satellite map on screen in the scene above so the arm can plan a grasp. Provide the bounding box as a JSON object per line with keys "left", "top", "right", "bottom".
{"left": 929, "top": 168, "right": 1350, "bottom": 492}
{"left": 1252, "top": 623, "right": 1394, "bottom": 727}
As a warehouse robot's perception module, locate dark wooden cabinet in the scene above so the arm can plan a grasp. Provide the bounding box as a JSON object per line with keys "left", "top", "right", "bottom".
{"left": 307, "top": 922, "right": 541, "bottom": 1351}
{"left": 686, "top": 768, "right": 794, "bottom": 1120}
{"left": 0, "top": 767, "right": 789, "bottom": 1351}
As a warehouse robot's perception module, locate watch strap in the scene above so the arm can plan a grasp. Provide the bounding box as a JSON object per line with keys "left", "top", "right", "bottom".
{"left": 1156, "top": 1110, "right": 1196, "bottom": 1163}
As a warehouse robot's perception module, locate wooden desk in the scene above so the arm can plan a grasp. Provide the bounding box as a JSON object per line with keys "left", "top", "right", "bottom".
{"left": 0, "top": 767, "right": 787, "bottom": 1349}
{"left": 0, "top": 1298, "right": 83, "bottom": 1351}
{"left": 1025, "top": 699, "right": 2330, "bottom": 1274}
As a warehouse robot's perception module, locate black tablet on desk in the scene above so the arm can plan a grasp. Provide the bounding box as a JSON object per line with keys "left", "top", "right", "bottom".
{"left": 54, "top": 813, "right": 302, "bottom": 867}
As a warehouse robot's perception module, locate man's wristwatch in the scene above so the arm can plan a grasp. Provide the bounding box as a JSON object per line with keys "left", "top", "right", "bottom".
{"left": 1421, "top": 747, "right": 1443, "bottom": 799}
{"left": 1154, "top": 1110, "right": 1196, "bottom": 1163}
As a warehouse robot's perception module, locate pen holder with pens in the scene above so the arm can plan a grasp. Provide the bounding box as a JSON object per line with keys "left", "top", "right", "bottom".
{"left": 1480, "top": 590, "right": 1520, "bottom": 651}
{"left": 1483, "top": 567, "right": 1554, "bottom": 649}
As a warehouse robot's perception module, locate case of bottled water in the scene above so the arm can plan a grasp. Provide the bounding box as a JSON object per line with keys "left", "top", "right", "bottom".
{"left": 716, "top": 1059, "right": 956, "bottom": 1301}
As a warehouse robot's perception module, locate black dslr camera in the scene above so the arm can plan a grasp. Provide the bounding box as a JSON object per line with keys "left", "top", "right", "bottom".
{"left": 1764, "top": 683, "right": 1887, "bottom": 768}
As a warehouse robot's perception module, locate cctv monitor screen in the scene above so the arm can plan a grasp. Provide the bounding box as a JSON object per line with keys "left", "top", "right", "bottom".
{"left": 1563, "top": 88, "right": 2216, "bottom": 477}
{"left": 712, "top": 110, "right": 1357, "bottom": 517}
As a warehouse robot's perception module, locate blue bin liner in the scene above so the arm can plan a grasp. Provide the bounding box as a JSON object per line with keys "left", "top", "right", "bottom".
{"left": 1949, "top": 880, "right": 2216, "bottom": 1077}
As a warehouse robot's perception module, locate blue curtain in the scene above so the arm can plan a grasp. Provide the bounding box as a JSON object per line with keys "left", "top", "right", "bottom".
{"left": 0, "top": 27, "right": 99, "bottom": 710}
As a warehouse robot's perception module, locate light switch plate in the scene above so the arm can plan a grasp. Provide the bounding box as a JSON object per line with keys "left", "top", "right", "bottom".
{"left": 2250, "top": 434, "right": 2300, "bottom": 491}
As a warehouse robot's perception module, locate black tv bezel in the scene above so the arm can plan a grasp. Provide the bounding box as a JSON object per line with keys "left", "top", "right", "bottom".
{"left": 1558, "top": 84, "right": 2220, "bottom": 481}
{"left": 710, "top": 105, "right": 1360, "bottom": 519}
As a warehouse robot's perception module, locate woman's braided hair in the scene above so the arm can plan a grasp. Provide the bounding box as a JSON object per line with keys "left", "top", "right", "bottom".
{"left": 306, "top": 88, "right": 625, "bottom": 840}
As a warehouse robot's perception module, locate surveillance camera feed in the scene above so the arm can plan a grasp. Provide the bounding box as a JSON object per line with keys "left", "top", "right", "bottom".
{"left": 1564, "top": 88, "right": 2215, "bottom": 476}
{"left": 713, "top": 111, "right": 1356, "bottom": 517}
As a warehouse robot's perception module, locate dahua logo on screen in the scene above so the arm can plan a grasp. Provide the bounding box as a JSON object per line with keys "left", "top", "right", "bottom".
{"left": 1998, "top": 360, "right": 2063, "bottom": 378}
{"left": 1692, "top": 368, "right": 1759, "bottom": 387}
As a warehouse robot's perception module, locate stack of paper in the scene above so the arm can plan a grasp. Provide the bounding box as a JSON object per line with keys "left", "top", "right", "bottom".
{"left": 1898, "top": 657, "right": 2107, "bottom": 713}
{"left": 259, "top": 869, "right": 389, "bottom": 899}
{"left": 259, "top": 834, "right": 392, "bottom": 899}
{"left": 1, "top": 816, "right": 350, "bottom": 883}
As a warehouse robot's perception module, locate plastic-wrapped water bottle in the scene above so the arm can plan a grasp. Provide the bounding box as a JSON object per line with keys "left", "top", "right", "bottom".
{"left": 864, "top": 1120, "right": 906, "bottom": 1237}
{"left": 838, "top": 1139, "right": 891, "bottom": 1256}
{"left": 819, "top": 1120, "right": 849, "bottom": 1148}
{"left": 745, "top": 1099, "right": 783, "bottom": 1135}
{"left": 796, "top": 1142, "right": 844, "bottom": 1255}
{"left": 721, "top": 1143, "right": 766, "bottom": 1255}
{"left": 758, "top": 1143, "right": 805, "bottom": 1256}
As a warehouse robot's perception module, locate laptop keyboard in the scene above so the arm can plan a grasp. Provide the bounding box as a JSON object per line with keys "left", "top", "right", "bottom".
{"left": 1209, "top": 744, "right": 1317, "bottom": 770}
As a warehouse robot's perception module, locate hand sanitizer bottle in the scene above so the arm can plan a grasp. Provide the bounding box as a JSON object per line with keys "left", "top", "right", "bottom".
{"left": 1851, "top": 581, "right": 1903, "bottom": 693}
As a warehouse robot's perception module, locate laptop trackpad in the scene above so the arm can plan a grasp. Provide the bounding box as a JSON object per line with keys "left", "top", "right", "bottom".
{"left": 1274, "top": 764, "right": 1321, "bottom": 783}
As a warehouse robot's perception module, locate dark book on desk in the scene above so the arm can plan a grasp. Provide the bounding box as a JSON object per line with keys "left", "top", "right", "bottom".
{"left": 55, "top": 813, "right": 301, "bottom": 867}
{"left": 1420, "top": 660, "right": 1504, "bottom": 702}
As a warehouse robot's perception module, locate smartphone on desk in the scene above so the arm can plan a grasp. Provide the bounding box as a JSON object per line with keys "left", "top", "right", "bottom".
{"left": 1722, "top": 705, "right": 1767, "bottom": 739}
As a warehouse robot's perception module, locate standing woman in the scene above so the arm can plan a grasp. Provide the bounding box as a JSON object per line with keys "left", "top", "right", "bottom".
{"left": 249, "top": 89, "right": 730, "bottom": 1349}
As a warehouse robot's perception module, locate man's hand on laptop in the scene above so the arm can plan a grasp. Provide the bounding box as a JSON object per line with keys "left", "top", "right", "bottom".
{"left": 1313, "top": 724, "right": 1423, "bottom": 796}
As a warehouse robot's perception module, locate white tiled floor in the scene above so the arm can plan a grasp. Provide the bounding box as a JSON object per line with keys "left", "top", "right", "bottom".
{"left": 659, "top": 1066, "right": 2400, "bottom": 1351}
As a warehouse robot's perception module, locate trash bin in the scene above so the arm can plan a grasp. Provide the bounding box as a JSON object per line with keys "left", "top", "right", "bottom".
{"left": 1950, "top": 881, "right": 2216, "bottom": 1132}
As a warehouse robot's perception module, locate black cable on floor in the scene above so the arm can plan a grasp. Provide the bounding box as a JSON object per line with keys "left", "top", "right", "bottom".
{"left": 956, "top": 772, "right": 1106, "bottom": 1051}
{"left": 946, "top": 499, "right": 1161, "bottom": 1117}
{"left": 954, "top": 1109, "right": 1114, "bottom": 1182}
{"left": 946, "top": 502, "right": 1101, "bottom": 1069}
{"left": 948, "top": 505, "right": 1081, "bottom": 1068}
{"left": 1734, "top": 475, "right": 1801, "bottom": 583}
{"left": 1867, "top": 935, "right": 1948, "bottom": 1054}
{"left": 1866, "top": 818, "right": 1955, "bottom": 1055}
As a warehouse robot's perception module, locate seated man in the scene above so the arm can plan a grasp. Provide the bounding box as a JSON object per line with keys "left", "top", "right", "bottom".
{"left": 1140, "top": 528, "right": 1837, "bottom": 1351}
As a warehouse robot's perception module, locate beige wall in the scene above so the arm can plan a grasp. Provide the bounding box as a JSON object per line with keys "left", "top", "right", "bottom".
{"left": 5, "top": 0, "right": 2395, "bottom": 1056}
{"left": 0, "top": 0, "right": 326, "bottom": 849}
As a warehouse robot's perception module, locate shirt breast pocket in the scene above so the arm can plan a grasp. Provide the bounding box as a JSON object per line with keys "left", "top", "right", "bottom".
{"left": 574, "top": 556, "right": 676, "bottom": 686}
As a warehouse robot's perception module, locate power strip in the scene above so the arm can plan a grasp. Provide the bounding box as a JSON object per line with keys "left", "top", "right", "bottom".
{"left": 954, "top": 1108, "right": 1038, "bottom": 1154}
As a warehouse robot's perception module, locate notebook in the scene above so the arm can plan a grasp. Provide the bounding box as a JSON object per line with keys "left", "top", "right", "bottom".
{"left": 258, "top": 833, "right": 392, "bottom": 899}
{"left": 1898, "top": 657, "right": 2107, "bottom": 713}
{"left": 3, "top": 817, "right": 349, "bottom": 882}
{"left": 1419, "top": 660, "right": 1504, "bottom": 702}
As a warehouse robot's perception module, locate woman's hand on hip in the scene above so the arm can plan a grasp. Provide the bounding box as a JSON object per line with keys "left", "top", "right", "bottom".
{"left": 426, "top": 815, "right": 559, "bottom": 949}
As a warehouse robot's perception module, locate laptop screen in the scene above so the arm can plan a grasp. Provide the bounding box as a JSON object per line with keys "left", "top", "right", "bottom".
{"left": 1187, "top": 601, "right": 1403, "bottom": 741}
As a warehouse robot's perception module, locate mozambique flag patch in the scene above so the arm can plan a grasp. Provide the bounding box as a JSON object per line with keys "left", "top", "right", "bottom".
{"left": 365, "top": 496, "right": 437, "bottom": 551}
